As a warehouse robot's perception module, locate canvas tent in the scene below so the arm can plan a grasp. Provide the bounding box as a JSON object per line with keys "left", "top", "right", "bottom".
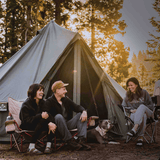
{"left": 0, "top": 20, "right": 127, "bottom": 141}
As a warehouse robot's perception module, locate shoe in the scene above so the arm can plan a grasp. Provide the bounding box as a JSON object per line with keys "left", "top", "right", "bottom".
{"left": 44, "top": 147, "right": 52, "bottom": 154}
{"left": 127, "top": 130, "right": 136, "bottom": 137}
{"left": 27, "top": 148, "right": 43, "bottom": 154}
{"left": 67, "top": 138, "right": 82, "bottom": 151}
{"left": 136, "top": 139, "right": 143, "bottom": 146}
{"left": 78, "top": 137, "right": 91, "bottom": 151}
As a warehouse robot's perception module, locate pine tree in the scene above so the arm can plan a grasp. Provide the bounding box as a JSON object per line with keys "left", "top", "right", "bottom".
{"left": 2, "top": 0, "right": 23, "bottom": 60}
{"left": 0, "top": 1, "right": 4, "bottom": 63}
{"left": 107, "top": 40, "right": 131, "bottom": 85}
{"left": 73, "top": 0, "right": 130, "bottom": 84}
{"left": 146, "top": 0, "right": 160, "bottom": 80}
{"left": 130, "top": 53, "right": 138, "bottom": 78}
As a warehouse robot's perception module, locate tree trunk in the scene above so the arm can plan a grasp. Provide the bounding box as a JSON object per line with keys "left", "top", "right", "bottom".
{"left": 91, "top": 3, "right": 95, "bottom": 53}
{"left": 25, "top": 5, "right": 31, "bottom": 43}
{"left": 54, "top": 0, "right": 61, "bottom": 25}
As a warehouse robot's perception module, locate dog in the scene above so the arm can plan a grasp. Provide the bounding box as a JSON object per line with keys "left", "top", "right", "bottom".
{"left": 87, "top": 119, "right": 114, "bottom": 144}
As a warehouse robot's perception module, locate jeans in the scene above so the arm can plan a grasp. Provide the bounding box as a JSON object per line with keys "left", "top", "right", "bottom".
{"left": 55, "top": 113, "right": 87, "bottom": 141}
{"left": 130, "top": 104, "right": 153, "bottom": 136}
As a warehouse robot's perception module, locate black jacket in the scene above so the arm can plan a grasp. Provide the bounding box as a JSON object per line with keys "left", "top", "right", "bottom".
{"left": 19, "top": 98, "right": 45, "bottom": 130}
{"left": 44, "top": 94, "right": 85, "bottom": 122}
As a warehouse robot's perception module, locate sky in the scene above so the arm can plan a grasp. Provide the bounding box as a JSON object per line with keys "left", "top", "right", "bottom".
{"left": 115, "top": 0, "right": 159, "bottom": 61}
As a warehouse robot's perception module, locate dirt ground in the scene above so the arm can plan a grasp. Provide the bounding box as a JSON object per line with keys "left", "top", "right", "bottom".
{"left": 1, "top": 123, "right": 160, "bottom": 160}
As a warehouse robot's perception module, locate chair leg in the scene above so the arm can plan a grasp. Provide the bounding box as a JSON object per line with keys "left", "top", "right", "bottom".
{"left": 10, "top": 134, "right": 12, "bottom": 149}
{"left": 125, "top": 135, "right": 132, "bottom": 143}
{"left": 12, "top": 134, "right": 21, "bottom": 152}
{"left": 54, "top": 137, "right": 56, "bottom": 150}
{"left": 20, "top": 135, "right": 23, "bottom": 152}
{"left": 144, "top": 120, "right": 158, "bottom": 143}
{"left": 143, "top": 135, "right": 149, "bottom": 144}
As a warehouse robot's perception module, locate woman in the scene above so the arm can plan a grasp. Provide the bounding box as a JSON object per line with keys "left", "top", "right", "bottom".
{"left": 122, "top": 77, "right": 154, "bottom": 146}
{"left": 19, "top": 84, "right": 56, "bottom": 154}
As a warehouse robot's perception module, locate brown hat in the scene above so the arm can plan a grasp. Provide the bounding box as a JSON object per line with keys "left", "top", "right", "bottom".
{"left": 51, "top": 80, "right": 69, "bottom": 93}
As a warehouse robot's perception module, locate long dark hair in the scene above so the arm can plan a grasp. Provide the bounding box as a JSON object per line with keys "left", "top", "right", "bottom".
{"left": 27, "top": 83, "right": 44, "bottom": 99}
{"left": 126, "top": 77, "right": 142, "bottom": 102}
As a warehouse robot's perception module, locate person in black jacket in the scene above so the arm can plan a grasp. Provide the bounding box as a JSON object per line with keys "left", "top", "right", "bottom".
{"left": 45, "top": 80, "right": 91, "bottom": 151}
{"left": 19, "top": 84, "right": 56, "bottom": 154}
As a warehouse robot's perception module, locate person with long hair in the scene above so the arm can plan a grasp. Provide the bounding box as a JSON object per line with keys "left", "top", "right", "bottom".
{"left": 122, "top": 77, "right": 154, "bottom": 146}
{"left": 19, "top": 84, "right": 56, "bottom": 154}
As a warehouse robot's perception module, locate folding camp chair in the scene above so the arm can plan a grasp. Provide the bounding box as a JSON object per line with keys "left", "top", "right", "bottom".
{"left": 145, "top": 95, "right": 160, "bottom": 143}
{"left": 6, "top": 97, "right": 47, "bottom": 152}
{"left": 122, "top": 103, "right": 159, "bottom": 144}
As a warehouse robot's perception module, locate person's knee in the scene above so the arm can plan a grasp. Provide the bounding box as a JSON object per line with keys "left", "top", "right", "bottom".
{"left": 139, "top": 104, "right": 147, "bottom": 110}
{"left": 55, "top": 114, "right": 64, "bottom": 122}
{"left": 77, "top": 112, "right": 81, "bottom": 117}
{"left": 55, "top": 114, "right": 63, "bottom": 120}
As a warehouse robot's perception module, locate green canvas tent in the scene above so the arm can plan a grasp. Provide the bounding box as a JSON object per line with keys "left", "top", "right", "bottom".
{"left": 0, "top": 20, "right": 127, "bottom": 141}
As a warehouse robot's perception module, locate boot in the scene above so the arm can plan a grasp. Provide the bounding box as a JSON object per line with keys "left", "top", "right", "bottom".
{"left": 78, "top": 137, "right": 91, "bottom": 150}
{"left": 67, "top": 138, "right": 82, "bottom": 151}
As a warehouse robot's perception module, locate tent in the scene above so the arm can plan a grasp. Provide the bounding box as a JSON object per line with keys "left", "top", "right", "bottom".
{"left": 0, "top": 20, "right": 127, "bottom": 141}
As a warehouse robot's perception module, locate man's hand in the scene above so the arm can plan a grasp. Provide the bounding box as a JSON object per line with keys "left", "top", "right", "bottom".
{"left": 130, "top": 109, "right": 137, "bottom": 113}
{"left": 48, "top": 122, "right": 57, "bottom": 134}
{"left": 80, "top": 110, "right": 87, "bottom": 122}
{"left": 41, "top": 112, "right": 49, "bottom": 119}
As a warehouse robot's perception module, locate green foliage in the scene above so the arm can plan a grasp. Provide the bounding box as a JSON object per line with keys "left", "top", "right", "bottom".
{"left": 146, "top": 0, "right": 160, "bottom": 80}
{"left": 0, "top": 1, "right": 4, "bottom": 63}
{"left": 130, "top": 50, "right": 156, "bottom": 94}
{"left": 72, "top": 0, "right": 130, "bottom": 84}
{"left": 107, "top": 40, "right": 131, "bottom": 85}
{"left": 0, "top": 0, "right": 72, "bottom": 63}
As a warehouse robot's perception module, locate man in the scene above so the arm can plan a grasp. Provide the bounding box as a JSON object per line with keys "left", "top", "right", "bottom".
{"left": 45, "top": 80, "right": 91, "bottom": 150}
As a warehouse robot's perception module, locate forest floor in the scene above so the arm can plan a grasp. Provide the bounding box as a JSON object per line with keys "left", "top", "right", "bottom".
{"left": 1, "top": 123, "right": 160, "bottom": 160}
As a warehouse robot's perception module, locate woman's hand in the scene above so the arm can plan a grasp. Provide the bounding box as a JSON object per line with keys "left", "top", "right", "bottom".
{"left": 48, "top": 122, "right": 57, "bottom": 134}
{"left": 130, "top": 109, "right": 137, "bottom": 113}
{"left": 80, "top": 110, "right": 87, "bottom": 122}
{"left": 41, "top": 112, "right": 49, "bottom": 119}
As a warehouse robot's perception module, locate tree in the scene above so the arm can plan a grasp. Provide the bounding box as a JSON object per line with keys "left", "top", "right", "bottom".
{"left": 146, "top": 0, "right": 160, "bottom": 79}
{"left": 0, "top": 1, "right": 4, "bottom": 63}
{"left": 2, "top": 0, "right": 23, "bottom": 60}
{"left": 73, "top": 0, "right": 130, "bottom": 84}
{"left": 107, "top": 40, "right": 131, "bottom": 85}
{"left": 52, "top": 0, "right": 73, "bottom": 26}
{"left": 137, "top": 63, "right": 148, "bottom": 88}
{"left": 130, "top": 53, "right": 138, "bottom": 78}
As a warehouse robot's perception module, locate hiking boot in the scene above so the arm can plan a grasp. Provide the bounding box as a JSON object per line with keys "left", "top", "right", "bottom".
{"left": 67, "top": 138, "right": 82, "bottom": 151}
{"left": 44, "top": 147, "right": 52, "bottom": 154}
{"left": 27, "top": 148, "right": 43, "bottom": 154}
{"left": 78, "top": 137, "right": 91, "bottom": 151}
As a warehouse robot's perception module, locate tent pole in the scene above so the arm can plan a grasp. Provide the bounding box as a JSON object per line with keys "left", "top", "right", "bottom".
{"left": 73, "top": 41, "right": 81, "bottom": 105}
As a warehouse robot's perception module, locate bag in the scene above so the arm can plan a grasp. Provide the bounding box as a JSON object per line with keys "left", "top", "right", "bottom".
{"left": 5, "top": 116, "right": 15, "bottom": 134}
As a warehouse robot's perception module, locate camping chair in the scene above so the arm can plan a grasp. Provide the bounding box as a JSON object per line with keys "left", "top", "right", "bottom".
{"left": 122, "top": 103, "right": 159, "bottom": 144}
{"left": 146, "top": 95, "right": 160, "bottom": 143}
{"left": 5, "top": 97, "right": 47, "bottom": 152}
